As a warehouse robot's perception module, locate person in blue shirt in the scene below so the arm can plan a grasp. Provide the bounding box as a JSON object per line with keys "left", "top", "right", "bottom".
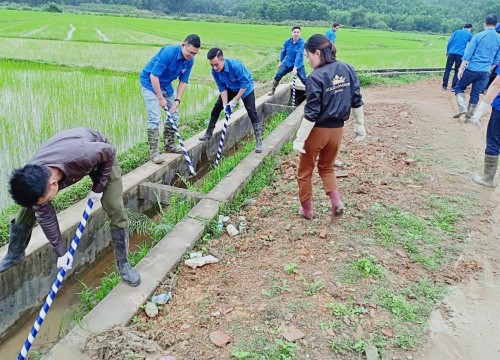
{"left": 485, "top": 23, "right": 500, "bottom": 90}
{"left": 454, "top": 15, "right": 500, "bottom": 123}
{"left": 442, "top": 23, "right": 473, "bottom": 91}
{"left": 140, "top": 34, "right": 201, "bottom": 164}
{"left": 471, "top": 61, "right": 500, "bottom": 187}
{"left": 325, "top": 23, "right": 340, "bottom": 44}
{"left": 200, "top": 48, "right": 263, "bottom": 153}
{"left": 268, "top": 26, "right": 307, "bottom": 96}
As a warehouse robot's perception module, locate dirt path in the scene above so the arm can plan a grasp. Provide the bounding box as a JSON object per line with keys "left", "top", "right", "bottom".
{"left": 125, "top": 78, "right": 500, "bottom": 360}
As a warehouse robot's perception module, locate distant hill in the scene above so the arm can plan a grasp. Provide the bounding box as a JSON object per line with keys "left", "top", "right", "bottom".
{"left": 5, "top": 0, "right": 500, "bottom": 33}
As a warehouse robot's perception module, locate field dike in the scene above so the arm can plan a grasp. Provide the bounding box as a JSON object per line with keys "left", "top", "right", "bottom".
{"left": 0, "top": 82, "right": 303, "bottom": 358}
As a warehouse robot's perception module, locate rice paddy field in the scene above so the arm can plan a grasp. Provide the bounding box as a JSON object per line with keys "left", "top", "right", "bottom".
{"left": 0, "top": 9, "right": 447, "bottom": 210}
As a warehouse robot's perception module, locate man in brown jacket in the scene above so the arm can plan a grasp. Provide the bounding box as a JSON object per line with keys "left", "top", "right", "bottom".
{"left": 0, "top": 127, "right": 140, "bottom": 286}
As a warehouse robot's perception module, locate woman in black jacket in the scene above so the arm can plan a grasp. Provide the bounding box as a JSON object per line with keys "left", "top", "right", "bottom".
{"left": 293, "top": 34, "right": 365, "bottom": 221}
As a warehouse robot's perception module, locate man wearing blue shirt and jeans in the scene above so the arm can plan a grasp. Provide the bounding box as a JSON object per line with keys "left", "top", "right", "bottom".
{"left": 454, "top": 15, "right": 500, "bottom": 123}
{"left": 199, "top": 48, "right": 263, "bottom": 153}
{"left": 140, "top": 34, "right": 201, "bottom": 164}
{"left": 325, "top": 23, "right": 340, "bottom": 44}
{"left": 442, "top": 23, "right": 472, "bottom": 92}
{"left": 268, "top": 26, "right": 307, "bottom": 96}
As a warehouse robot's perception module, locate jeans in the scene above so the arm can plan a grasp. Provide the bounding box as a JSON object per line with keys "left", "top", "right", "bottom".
{"left": 454, "top": 69, "right": 490, "bottom": 105}
{"left": 141, "top": 87, "right": 179, "bottom": 130}
{"left": 486, "top": 108, "right": 500, "bottom": 156}
{"left": 209, "top": 89, "right": 260, "bottom": 125}
{"left": 274, "top": 63, "right": 307, "bottom": 85}
{"left": 442, "top": 53, "right": 462, "bottom": 89}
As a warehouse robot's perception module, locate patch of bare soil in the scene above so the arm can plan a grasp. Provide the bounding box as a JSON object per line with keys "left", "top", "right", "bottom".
{"left": 116, "top": 78, "right": 499, "bottom": 360}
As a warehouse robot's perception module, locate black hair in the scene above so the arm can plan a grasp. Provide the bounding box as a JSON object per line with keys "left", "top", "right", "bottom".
{"left": 332, "top": 23, "right": 340, "bottom": 28}
{"left": 304, "top": 34, "right": 337, "bottom": 66}
{"left": 463, "top": 23, "right": 472, "bottom": 29}
{"left": 207, "top": 47, "right": 223, "bottom": 60}
{"left": 485, "top": 14, "right": 498, "bottom": 26}
{"left": 292, "top": 26, "right": 301, "bottom": 31}
{"left": 184, "top": 34, "right": 201, "bottom": 48}
{"left": 9, "top": 164, "right": 51, "bottom": 208}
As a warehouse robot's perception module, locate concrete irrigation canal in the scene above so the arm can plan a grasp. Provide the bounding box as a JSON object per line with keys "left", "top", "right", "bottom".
{"left": 0, "top": 82, "right": 304, "bottom": 359}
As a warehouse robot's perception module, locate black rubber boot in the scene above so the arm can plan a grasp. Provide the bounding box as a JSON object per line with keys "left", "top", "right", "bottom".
{"left": 267, "top": 79, "right": 280, "bottom": 96}
{"left": 252, "top": 122, "right": 263, "bottom": 153}
{"left": 147, "top": 128, "right": 165, "bottom": 164}
{"left": 0, "top": 221, "right": 33, "bottom": 273}
{"left": 473, "top": 154, "right": 498, "bottom": 188}
{"left": 163, "top": 126, "right": 183, "bottom": 154}
{"left": 110, "top": 227, "right": 141, "bottom": 287}
{"left": 199, "top": 118, "right": 217, "bottom": 141}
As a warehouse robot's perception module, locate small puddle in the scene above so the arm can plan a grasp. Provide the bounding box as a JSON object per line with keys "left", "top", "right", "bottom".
{"left": 0, "top": 234, "right": 149, "bottom": 358}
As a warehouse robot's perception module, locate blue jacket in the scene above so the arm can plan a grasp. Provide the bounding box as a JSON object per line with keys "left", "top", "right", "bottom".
{"left": 446, "top": 29, "right": 472, "bottom": 55}
{"left": 492, "top": 62, "right": 500, "bottom": 111}
{"left": 463, "top": 28, "right": 500, "bottom": 72}
{"left": 140, "top": 44, "right": 194, "bottom": 94}
{"left": 211, "top": 58, "right": 254, "bottom": 99}
{"left": 280, "top": 38, "right": 305, "bottom": 69}
{"left": 325, "top": 29, "right": 336, "bottom": 43}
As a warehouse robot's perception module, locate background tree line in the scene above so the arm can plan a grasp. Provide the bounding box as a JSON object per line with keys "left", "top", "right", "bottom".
{"left": 3, "top": 0, "right": 500, "bottom": 34}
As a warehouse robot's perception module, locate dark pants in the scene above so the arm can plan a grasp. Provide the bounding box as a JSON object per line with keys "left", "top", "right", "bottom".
{"left": 454, "top": 69, "right": 490, "bottom": 105}
{"left": 442, "top": 53, "right": 462, "bottom": 89}
{"left": 274, "top": 63, "right": 307, "bottom": 85}
{"left": 209, "top": 89, "right": 261, "bottom": 126}
{"left": 486, "top": 108, "right": 500, "bottom": 156}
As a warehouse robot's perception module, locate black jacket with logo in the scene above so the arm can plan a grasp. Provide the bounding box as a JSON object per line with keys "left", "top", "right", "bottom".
{"left": 304, "top": 60, "right": 364, "bottom": 128}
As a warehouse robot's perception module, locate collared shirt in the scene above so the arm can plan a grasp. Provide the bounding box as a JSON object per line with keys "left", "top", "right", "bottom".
{"left": 446, "top": 28, "right": 472, "bottom": 55}
{"left": 280, "top": 37, "right": 305, "bottom": 69}
{"left": 29, "top": 128, "right": 116, "bottom": 256}
{"left": 463, "top": 28, "right": 500, "bottom": 72}
{"left": 325, "top": 29, "right": 336, "bottom": 43}
{"left": 211, "top": 58, "right": 254, "bottom": 99}
{"left": 140, "top": 44, "right": 194, "bottom": 94}
{"left": 492, "top": 62, "right": 500, "bottom": 110}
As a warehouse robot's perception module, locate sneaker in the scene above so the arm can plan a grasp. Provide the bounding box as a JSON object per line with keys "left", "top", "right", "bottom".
{"left": 451, "top": 87, "right": 456, "bottom": 92}
{"left": 442, "top": 85, "right": 447, "bottom": 91}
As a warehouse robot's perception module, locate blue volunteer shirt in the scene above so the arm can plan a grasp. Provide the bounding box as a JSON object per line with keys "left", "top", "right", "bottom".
{"left": 212, "top": 58, "right": 254, "bottom": 99}
{"left": 280, "top": 38, "right": 305, "bottom": 69}
{"left": 463, "top": 28, "right": 500, "bottom": 72}
{"left": 492, "top": 63, "right": 500, "bottom": 111}
{"left": 325, "top": 29, "right": 336, "bottom": 43}
{"left": 140, "top": 44, "right": 194, "bottom": 94}
{"left": 446, "top": 29, "right": 472, "bottom": 55}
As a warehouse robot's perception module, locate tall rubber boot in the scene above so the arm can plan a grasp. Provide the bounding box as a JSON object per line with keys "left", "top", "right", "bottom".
{"left": 0, "top": 221, "right": 33, "bottom": 272}
{"left": 298, "top": 200, "right": 314, "bottom": 220}
{"left": 267, "top": 79, "right": 279, "bottom": 96}
{"left": 453, "top": 93, "right": 467, "bottom": 118}
{"left": 110, "top": 227, "right": 141, "bottom": 287}
{"left": 163, "top": 125, "right": 183, "bottom": 153}
{"left": 328, "top": 189, "right": 345, "bottom": 220}
{"left": 464, "top": 103, "right": 477, "bottom": 124}
{"left": 199, "top": 118, "right": 217, "bottom": 141}
{"left": 473, "top": 154, "right": 498, "bottom": 188}
{"left": 147, "top": 128, "right": 165, "bottom": 164}
{"left": 252, "top": 122, "right": 263, "bottom": 153}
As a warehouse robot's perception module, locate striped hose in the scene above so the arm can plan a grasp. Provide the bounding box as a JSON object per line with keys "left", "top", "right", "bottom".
{"left": 18, "top": 199, "right": 95, "bottom": 360}
{"left": 165, "top": 109, "right": 196, "bottom": 176}
{"left": 215, "top": 110, "right": 231, "bottom": 165}
{"left": 291, "top": 74, "right": 296, "bottom": 107}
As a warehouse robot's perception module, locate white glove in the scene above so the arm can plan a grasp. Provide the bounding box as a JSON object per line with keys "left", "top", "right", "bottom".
{"left": 352, "top": 106, "right": 366, "bottom": 142}
{"left": 228, "top": 99, "right": 238, "bottom": 111}
{"left": 88, "top": 190, "right": 103, "bottom": 202}
{"left": 471, "top": 101, "right": 490, "bottom": 127}
{"left": 293, "top": 118, "right": 315, "bottom": 154}
{"left": 57, "top": 252, "right": 73, "bottom": 271}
